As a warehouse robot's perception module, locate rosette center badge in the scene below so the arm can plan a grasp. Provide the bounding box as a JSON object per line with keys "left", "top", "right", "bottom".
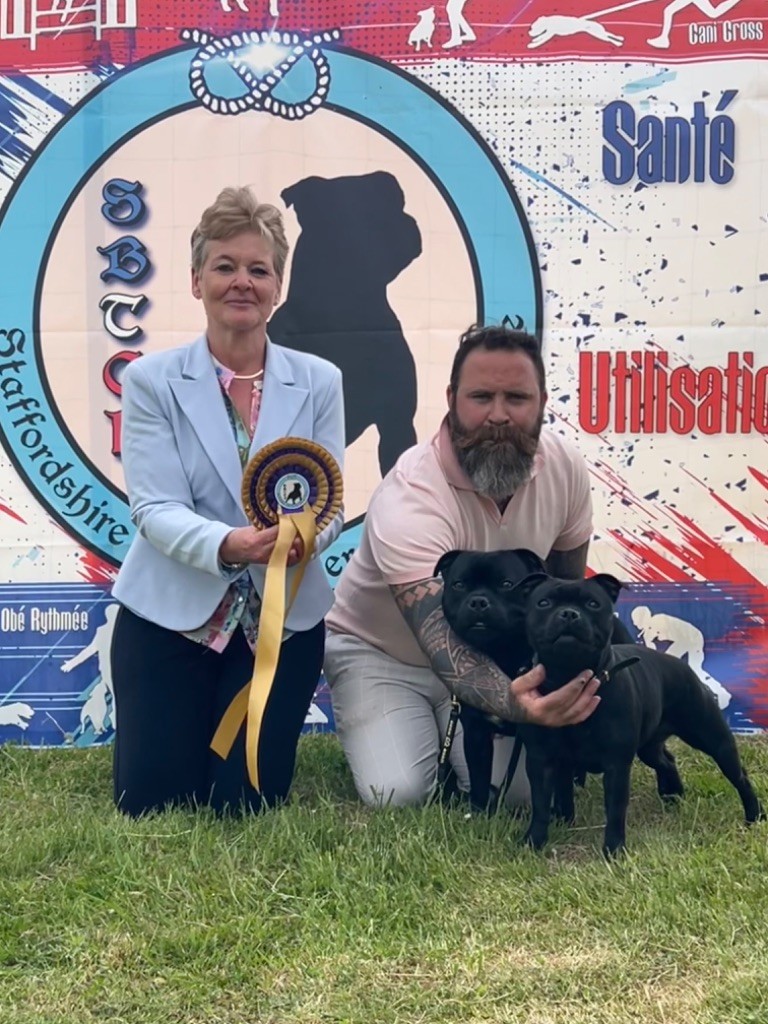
{"left": 242, "top": 437, "right": 343, "bottom": 531}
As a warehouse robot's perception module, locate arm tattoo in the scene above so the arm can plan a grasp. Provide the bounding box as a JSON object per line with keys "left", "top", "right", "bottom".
{"left": 392, "top": 579, "right": 530, "bottom": 723}
{"left": 545, "top": 540, "right": 589, "bottom": 580}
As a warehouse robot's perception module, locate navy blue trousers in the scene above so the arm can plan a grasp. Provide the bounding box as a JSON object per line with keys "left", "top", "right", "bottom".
{"left": 110, "top": 606, "right": 324, "bottom": 817}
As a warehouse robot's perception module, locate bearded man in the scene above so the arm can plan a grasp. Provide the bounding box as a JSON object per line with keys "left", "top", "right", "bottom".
{"left": 324, "top": 325, "right": 601, "bottom": 806}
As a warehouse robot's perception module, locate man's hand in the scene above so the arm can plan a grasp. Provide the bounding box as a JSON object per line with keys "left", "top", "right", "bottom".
{"left": 391, "top": 577, "right": 601, "bottom": 725}
{"left": 511, "top": 664, "right": 600, "bottom": 727}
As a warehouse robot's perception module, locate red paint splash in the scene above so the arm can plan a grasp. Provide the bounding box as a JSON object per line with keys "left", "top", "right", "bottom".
{"left": 77, "top": 549, "right": 118, "bottom": 586}
{"left": 0, "top": 501, "right": 27, "bottom": 525}
{"left": 604, "top": 530, "right": 690, "bottom": 584}
{"left": 682, "top": 468, "right": 768, "bottom": 548}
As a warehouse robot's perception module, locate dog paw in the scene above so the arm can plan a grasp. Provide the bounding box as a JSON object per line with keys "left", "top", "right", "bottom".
{"left": 552, "top": 808, "right": 576, "bottom": 825}
{"left": 746, "top": 802, "right": 766, "bottom": 824}
{"left": 602, "top": 842, "right": 628, "bottom": 859}
{"left": 522, "top": 828, "right": 548, "bottom": 851}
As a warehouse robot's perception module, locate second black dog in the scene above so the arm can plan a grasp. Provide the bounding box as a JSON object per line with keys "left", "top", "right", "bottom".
{"left": 516, "top": 572, "right": 764, "bottom": 856}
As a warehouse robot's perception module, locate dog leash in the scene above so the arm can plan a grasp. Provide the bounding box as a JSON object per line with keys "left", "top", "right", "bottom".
{"left": 436, "top": 659, "right": 530, "bottom": 798}
{"left": 594, "top": 655, "right": 641, "bottom": 685}
{"left": 436, "top": 695, "right": 461, "bottom": 789}
{"left": 435, "top": 659, "right": 640, "bottom": 802}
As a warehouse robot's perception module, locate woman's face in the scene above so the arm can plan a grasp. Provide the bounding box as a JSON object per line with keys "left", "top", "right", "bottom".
{"left": 191, "top": 231, "right": 281, "bottom": 339}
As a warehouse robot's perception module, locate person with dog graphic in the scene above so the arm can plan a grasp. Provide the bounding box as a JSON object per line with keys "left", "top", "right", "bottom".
{"left": 110, "top": 186, "right": 345, "bottom": 818}
{"left": 647, "top": 0, "right": 744, "bottom": 49}
{"left": 631, "top": 605, "right": 732, "bottom": 709}
{"left": 61, "top": 603, "right": 120, "bottom": 737}
{"left": 324, "top": 324, "right": 602, "bottom": 808}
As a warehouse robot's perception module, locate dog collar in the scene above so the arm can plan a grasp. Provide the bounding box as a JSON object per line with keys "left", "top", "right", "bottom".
{"left": 595, "top": 655, "right": 641, "bottom": 685}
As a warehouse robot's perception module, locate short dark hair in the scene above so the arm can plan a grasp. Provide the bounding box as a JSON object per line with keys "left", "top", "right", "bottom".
{"left": 449, "top": 324, "right": 545, "bottom": 394}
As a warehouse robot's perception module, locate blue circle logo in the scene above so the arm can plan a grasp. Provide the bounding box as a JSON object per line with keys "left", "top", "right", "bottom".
{"left": 0, "top": 34, "right": 540, "bottom": 565}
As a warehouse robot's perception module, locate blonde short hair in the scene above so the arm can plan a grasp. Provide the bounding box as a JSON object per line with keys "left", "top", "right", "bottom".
{"left": 190, "top": 186, "right": 289, "bottom": 280}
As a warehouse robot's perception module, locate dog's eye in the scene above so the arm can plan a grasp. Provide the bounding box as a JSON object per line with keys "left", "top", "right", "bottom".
{"left": 499, "top": 580, "right": 514, "bottom": 590}
{"left": 536, "top": 598, "right": 551, "bottom": 608}
{"left": 451, "top": 581, "right": 466, "bottom": 591}
{"left": 587, "top": 599, "right": 601, "bottom": 610}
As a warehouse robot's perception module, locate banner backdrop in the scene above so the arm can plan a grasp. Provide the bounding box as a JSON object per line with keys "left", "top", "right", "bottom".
{"left": 0, "top": 0, "right": 766, "bottom": 746}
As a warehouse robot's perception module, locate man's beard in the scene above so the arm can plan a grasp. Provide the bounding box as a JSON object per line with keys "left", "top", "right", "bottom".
{"left": 449, "top": 406, "right": 543, "bottom": 501}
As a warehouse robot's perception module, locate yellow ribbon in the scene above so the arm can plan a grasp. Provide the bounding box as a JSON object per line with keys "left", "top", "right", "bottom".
{"left": 210, "top": 506, "right": 317, "bottom": 791}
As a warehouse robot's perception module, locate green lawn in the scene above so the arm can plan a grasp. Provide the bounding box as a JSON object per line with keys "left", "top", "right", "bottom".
{"left": 1, "top": 734, "right": 767, "bottom": 1023}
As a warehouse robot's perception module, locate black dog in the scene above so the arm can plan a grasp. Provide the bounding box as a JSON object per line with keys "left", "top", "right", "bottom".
{"left": 436, "top": 548, "right": 545, "bottom": 811}
{"left": 269, "top": 171, "right": 421, "bottom": 476}
{"left": 437, "top": 550, "right": 635, "bottom": 812}
{"left": 516, "top": 573, "right": 764, "bottom": 856}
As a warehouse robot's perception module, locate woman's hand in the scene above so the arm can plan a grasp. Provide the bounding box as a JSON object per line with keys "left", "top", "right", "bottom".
{"left": 510, "top": 664, "right": 600, "bottom": 727}
{"left": 220, "top": 526, "right": 306, "bottom": 567}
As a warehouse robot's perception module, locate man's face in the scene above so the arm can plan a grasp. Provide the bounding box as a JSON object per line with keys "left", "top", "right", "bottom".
{"left": 447, "top": 347, "right": 547, "bottom": 500}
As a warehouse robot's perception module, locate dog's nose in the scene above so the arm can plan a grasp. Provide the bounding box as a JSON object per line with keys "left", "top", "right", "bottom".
{"left": 468, "top": 595, "right": 490, "bottom": 613}
{"left": 557, "top": 607, "right": 581, "bottom": 622}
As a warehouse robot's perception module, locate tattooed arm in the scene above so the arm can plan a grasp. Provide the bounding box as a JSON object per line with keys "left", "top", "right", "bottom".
{"left": 545, "top": 540, "right": 589, "bottom": 580}
{"left": 391, "top": 577, "right": 601, "bottom": 727}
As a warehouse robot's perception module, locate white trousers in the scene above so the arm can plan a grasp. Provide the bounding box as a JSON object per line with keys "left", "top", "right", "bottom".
{"left": 325, "top": 631, "right": 531, "bottom": 808}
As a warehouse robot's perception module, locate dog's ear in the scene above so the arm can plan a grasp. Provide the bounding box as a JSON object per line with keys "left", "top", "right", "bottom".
{"left": 281, "top": 177, "right": 322, "bottom": 212}
{"left": 512, "top": 572, "right": 550, "bottom": 601}
{"left": 434, "top": 550, "right": 462, "bottom": 580}
{"left": 513, "top": 548, "right": 546, "bottom": 575}
{"left": 589, "top": 573, "right": 624, "bottom": 606}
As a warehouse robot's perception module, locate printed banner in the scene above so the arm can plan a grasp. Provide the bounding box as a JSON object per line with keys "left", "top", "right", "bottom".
{"left": 0, "top": 0, "right": 766, "bottom": 746}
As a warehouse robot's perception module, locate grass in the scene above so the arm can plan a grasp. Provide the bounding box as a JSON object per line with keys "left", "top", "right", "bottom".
{"left": 1, "top": 735, "right": 768, "bottom": 1023}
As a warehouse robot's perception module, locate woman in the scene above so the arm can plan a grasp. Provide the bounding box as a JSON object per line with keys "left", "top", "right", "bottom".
{"left": 110, "top": 186, "right": 345, "bottom": 817}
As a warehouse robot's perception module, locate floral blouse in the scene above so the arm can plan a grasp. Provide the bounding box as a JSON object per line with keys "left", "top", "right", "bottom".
{"left": 181, "top": 361, "right": 263, "bottom": 653}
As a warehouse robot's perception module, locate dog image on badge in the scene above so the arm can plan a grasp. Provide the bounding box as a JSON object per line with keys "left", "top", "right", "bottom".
{"left": 275, "top": 473, "right": 309, "bottom": 511}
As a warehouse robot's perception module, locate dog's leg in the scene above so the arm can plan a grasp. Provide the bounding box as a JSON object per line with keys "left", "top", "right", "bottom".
{"left": 638, "top": 739, "right": 684, "bottom": 804}
{"left": 602, "top": 761, "right": 633, "bottom": 857}
{"left": 552, "top": 762, "right": 576, "bottom": 824}
{"left": 675, "top": 703, "right": 765, "bottom": 824}
{"left": 522, "top": 751, "right": 556, "bottom": 850}
{"left": 461, "top": 711, "right": 494, "bottom": 812}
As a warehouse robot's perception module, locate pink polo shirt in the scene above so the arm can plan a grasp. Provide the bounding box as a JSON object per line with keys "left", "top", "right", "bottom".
{"left": 326, "top": 419, "right": 593, "bottom": 666}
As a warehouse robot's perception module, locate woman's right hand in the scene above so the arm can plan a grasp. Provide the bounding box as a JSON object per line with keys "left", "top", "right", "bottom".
{"left": 219, "top": 526, "right": 304, "bottom": 567}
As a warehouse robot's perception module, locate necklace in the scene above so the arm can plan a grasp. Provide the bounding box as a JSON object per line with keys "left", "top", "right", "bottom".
{"left": 231, "top": 369, "right": 264, "bottom": 381}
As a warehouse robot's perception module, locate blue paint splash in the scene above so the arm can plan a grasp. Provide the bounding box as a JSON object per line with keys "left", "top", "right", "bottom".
{"left": 511, "top": 159, "right": 615, "bottom": 229}
{"left": 624, "top": 69, "right": 677, "bottom": 94}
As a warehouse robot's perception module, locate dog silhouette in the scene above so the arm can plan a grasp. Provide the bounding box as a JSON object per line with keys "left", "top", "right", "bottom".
{"left": 528, "top": 15, "right": 624, "bottom": 48}
{"left": 408, "top": 7, "right": 436, "bottom": 51}
{"left": 283, "top": 482, "right": 303, "bottom": 505}
{"left": 269, "top": 172, "right": 422, "bottom": 477}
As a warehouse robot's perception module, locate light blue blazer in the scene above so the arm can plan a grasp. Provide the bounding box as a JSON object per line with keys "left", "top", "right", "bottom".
{"left": 112, "top": 335, "right": 345, "bottom": 632}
